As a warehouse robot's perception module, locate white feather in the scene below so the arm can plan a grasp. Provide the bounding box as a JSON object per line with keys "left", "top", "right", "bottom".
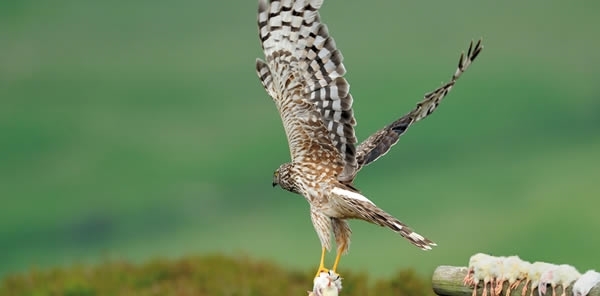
{"left": 331, "top": 187, "right": 374, "bottom": 204}
{"left": 311, "top": 271, "right": 342, "bottom": 296}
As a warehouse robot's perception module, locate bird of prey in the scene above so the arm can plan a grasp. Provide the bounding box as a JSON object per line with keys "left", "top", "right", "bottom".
{"left": 255, "top": 0, "right": 483, "bottom": 277}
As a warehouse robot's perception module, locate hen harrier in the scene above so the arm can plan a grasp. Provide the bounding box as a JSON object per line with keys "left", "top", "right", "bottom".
{"left": 255, "top": 0, "right": 483, "bottom": 276}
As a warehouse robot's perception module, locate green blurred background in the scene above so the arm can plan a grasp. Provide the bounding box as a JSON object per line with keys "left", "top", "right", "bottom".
{"left": 1, "top": 0, "right": 599, "bottom": 280}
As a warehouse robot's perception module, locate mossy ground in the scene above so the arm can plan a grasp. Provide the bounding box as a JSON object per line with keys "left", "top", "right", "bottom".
{"left": 1, "top": 255, "right": 433, "bottom": 296}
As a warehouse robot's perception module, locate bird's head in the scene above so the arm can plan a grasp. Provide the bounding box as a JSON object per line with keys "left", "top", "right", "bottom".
{"left": 272, "top": 163, "right": 299, "bottom": 194}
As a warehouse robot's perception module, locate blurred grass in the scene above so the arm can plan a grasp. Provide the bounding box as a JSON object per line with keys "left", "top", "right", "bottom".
{"left": 0, "top": 254, "right": 432, "bottom": 296}
{"left": 1, "top": 0, "right": 600, "bottom": 281}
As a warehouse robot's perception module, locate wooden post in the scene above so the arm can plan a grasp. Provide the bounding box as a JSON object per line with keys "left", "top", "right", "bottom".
{"left": 432, "top": 266, "right": 600, "bottom": 296}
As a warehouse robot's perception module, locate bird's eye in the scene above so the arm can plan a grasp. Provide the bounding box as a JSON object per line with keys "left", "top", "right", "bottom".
{"left": 273, "top": 171, "right": 278, "bottom": 177}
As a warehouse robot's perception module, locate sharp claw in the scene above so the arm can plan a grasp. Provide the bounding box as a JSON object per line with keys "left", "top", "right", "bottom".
{"left": 315, "top": 267, "right": 329, "bottom": 278}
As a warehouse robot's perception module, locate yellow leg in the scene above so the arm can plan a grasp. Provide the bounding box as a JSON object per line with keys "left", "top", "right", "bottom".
{"left": 315, "top": 247, "right": 329, "bottom": 277}
{"left": 332, "top": 248, "right": 342, "bottom": 272}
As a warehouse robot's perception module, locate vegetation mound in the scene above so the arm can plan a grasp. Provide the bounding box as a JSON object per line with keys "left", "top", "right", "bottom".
{"left": 1, "top": 254, "right": 433, "bottom": 296}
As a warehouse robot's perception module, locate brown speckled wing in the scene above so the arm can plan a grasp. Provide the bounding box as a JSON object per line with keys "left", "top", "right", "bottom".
{"left": 354, "top": 40, "right": 483, "bottom": 176}
{"left": 256, "top": 0, "right": 357, "bottom": 178}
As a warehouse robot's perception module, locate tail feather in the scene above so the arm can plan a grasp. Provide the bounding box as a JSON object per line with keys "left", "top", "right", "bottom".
{"left": 331, "top": 186, "right": 436, "bottom": 250}
{"left": 382, "top": 215, "right": 437, "bottom": 250}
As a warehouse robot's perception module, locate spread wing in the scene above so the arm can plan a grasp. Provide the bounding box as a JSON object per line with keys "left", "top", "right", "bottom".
{"left": 256, "top": 0, "right": 357, "bottom": 176}
{"left": 354, "top": 39, "right": 483, "bottom": 175}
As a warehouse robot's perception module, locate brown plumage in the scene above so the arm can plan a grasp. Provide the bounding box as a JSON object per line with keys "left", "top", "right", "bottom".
{"left": 256, "top": 0, "right": 483, "bottom": 276}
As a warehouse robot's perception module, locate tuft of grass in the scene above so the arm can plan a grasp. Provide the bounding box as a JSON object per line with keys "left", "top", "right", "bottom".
{"left": 0, "top": 254, "right": 433, "bottom": 296}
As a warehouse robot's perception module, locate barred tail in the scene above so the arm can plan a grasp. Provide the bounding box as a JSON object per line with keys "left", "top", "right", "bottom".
{"left": 332, "top": 186, "right": 436, "bottom": 250}
{"left": 382, "top": 215, "right": 437, "bottom": 251}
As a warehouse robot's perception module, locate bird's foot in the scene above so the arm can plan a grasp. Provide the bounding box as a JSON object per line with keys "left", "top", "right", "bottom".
{"left": 521, "top": 280, "right": 531, "bottom": 296}
{"left": 315, "top": 267, "right": 330, "bottom": 278}
{"left": 510, "top": 280, "right": 521, "bottom": 290}
{"left": 463, "top": 273, "right": 474, "bottom": 286}
{"left": 494, "top": 280, "right": 504, "bottom": 296}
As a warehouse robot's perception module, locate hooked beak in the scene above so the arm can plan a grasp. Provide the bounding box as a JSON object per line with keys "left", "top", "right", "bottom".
{"left": 272, "top": 182, "right": 277, "bottom": 187}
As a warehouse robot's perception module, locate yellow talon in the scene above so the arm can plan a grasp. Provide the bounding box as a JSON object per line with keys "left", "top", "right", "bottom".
{"left": 315, "top": 247, "right": 329, "bottom": 277}
{"left": 332, "top": 249, "right": 342, "bottom": 273}
{"left": 331, "top": 242, "right": 346, "bottom": 274}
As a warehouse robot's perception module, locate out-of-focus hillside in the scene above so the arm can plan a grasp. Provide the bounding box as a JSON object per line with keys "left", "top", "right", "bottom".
{"left": 0, "top": 255, "right": 432, "bottom": 296}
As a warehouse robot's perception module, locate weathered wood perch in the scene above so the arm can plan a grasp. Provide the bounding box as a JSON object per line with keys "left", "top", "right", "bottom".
{"left": 432, "top": 266, "right": 600, "bottom": 296}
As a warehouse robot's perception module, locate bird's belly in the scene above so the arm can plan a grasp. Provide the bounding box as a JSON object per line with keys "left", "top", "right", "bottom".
{"left": 319, "top": 203, "right": 343, "bottom": 218}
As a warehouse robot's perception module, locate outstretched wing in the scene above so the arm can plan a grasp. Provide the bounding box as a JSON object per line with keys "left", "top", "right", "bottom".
{"left": 355, "top": 39, "right": 483, "bottom": 173}
{"left": 256, "top": 0, "right": 357, "bottom": 177}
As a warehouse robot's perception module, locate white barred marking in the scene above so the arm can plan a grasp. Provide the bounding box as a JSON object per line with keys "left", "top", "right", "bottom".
{"left": 331, "top": 187, "right": 374, "bottom": 205}
{"left": 409, "top": 232, "right": 425, "bottom": 242}
{"left": 393, "top": 222, "right": 404, "bottom": 230}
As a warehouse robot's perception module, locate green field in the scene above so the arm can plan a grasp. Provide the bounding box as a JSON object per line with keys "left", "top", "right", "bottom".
{"left": 1, "top": 0, "right": 599, "bottom": 282}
